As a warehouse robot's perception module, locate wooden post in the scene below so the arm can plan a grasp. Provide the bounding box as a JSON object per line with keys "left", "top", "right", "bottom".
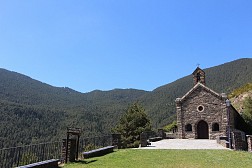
{"left": 112, "top": 133, "right": 122, "bottom": 149}
{"left": 65, "top": 128, "right": 81, "bottom": 162}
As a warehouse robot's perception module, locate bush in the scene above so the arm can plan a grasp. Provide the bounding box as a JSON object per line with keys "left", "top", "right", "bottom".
{"left": 242, "top": 97, "right": 252, "bottom": 127}
{"left": 163, "top": 121, "right": 177, "bottom": 132}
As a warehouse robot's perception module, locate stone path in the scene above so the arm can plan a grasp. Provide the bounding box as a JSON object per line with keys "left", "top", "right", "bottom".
{"left": 139, "top": 139, "right": 228, "bottom": 150}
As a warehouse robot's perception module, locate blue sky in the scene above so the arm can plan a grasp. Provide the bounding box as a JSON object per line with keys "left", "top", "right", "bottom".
{"left": 0, "top": 0, "right": 252, "bottom": 93}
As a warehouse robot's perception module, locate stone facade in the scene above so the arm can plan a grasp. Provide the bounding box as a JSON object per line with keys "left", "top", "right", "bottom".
{"left": 246, "top": 135, "right": 252, "bottom": 152}
{"left": 176, "top": 67, "right": 234, "bottom": 140}
{"left": 175, "top": 67, "right": 251, "bottom": 152}
{"left": 192, "top": 67, "right": 206, "bottom": 85}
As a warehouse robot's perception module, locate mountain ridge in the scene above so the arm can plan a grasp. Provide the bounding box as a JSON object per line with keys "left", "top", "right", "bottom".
{"left": 139, "top": 58, "right": 252, "bottom": 126}
{"left": 0, "top": 58, "right": 252, "bottom": 147}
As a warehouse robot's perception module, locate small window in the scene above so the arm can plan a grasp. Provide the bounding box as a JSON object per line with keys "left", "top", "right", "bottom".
{"left": 212, "top": 123, "right": 219, "bottom": 131}
{"left": 197, "top": 105, "right": 204, "bottom": 112}
{"left": 185, "top": 124, "right": 192, "bottom": 132}
{"left": 196, "top": 73, "right": 201, "bottom": 82}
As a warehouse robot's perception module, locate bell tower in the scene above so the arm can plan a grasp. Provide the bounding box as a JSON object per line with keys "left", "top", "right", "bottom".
{"left": 192, "top": 67, "right": 206, "bottom": 85}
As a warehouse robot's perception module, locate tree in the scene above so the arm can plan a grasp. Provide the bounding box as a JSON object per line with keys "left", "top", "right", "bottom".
{"left": 163, "top": 121, "right": 177, "bottom": 132}
{"left": 113, "top": 102, "right": 151, "bottom": 148}
{"left": 242, "top": 97, "right": 252, "bottom": 126}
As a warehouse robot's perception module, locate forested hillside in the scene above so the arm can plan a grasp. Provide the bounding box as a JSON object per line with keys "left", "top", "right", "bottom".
{"left": 0, "top": 69, "right": 148, "bottom": 148}
{"left": 141, "top": 58, "right": 252, "bottom": 127}
{"left": 0, "top": 58, "right": 252, "bottom": 148}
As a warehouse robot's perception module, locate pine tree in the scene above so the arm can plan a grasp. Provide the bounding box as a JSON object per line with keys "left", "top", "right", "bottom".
{"left": 113, "top": 102, "right": 151, "bottom": 148}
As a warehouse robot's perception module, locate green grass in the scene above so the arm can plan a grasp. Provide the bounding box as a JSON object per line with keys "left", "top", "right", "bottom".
{"left": 63, "top": 149, "right": 252, "bottom": 168}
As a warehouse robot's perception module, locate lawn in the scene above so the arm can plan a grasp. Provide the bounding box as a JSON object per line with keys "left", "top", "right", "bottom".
{"left": 63, "top": 149, "right": 252, "bottom": 168}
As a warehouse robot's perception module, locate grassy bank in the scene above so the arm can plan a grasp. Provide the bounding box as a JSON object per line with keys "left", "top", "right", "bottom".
{"left": 64, "top": 149, "right": 252, "bottom": 168}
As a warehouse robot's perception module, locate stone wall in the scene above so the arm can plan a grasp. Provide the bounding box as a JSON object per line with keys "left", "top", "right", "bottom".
{"left": 216, "top": 136, "right": 228, "bottom": 148}
{"left": 158, "top": 129, "right": 166, "bottom": 139}
{"left": 112, "top": 133, "right": 122, "bottom": 149}
{"left": 140, "top": 132, "right": 148, "bottom": 147}
{"left": 246, "top": 135, "right": 252, "bottom": 152}
{"left": 231, "top": 130, "right": 247, "bottom": 150}
{"left": 176, "top": 98, "right": 183, "bottom": 139}
{"left": 177, "top": 85, "right": 228, "bottom": 139}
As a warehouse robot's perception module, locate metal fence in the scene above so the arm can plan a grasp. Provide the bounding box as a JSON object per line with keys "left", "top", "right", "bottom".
{"left": 0, "top": 141, "right": 62, "bottom": 168}
{"left": 79, "top": 135, "right": 113, "bottom": 153}
{"left": 0, "top": 134, "right": 114, "bottom": 167}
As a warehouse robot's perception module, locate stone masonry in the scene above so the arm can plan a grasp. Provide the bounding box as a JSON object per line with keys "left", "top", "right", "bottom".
{"left": 175, "top": 67, "right": 251, "bottom": 152}
{"left": 176, "top": 67, "right": 231, "bottom": 140}
{"left": 176, "top": 83, "right": 229, "bottom": 139}
{"left": 246, "top": 135, "right": 252, "bottom": 152}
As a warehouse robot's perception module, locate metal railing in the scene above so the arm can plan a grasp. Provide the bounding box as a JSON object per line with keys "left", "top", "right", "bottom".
{"left": 0, "top": 134, "right": 115, "bottom": 167}
{"left": 0, "top": 141, "right": 62, "bottom": 168}
{"left": 79, "top": 135, "right": 113, "bottom": 153}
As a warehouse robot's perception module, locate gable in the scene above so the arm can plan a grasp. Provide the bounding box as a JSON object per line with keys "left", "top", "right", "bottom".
{"left": 179, "top": 83, "right": 223, "bottom": 103}
{"left": 192, "top": 67, "right": 205, "bottom": 75}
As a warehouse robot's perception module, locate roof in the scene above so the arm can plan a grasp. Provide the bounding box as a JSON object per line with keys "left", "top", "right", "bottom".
{"left": 178, "top": 82, "right": 224, "bottom": 103}
{"left": 192, "top": 67, "right": 205, "bottom": 75}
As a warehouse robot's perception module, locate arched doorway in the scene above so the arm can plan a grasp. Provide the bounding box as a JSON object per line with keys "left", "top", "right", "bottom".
{"left": 197, "top": 120, "right": 209, "bottom": 139}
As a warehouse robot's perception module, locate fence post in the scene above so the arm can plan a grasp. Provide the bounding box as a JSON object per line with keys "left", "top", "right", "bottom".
{"left": 158, "top": 129, "right": 166, "bottom": 139}
{"left": 247, "top": 135, "right": 252, "bottom": 152}
{"left": 65, "top": 128, "right": 81, "bottom": 162}
{"left": 140, "top": 132, "right": 148, "bottom": 147}
{"left": 65, "top": 133, "right": 69, "bottom": 163}
{"left": 112, "top": 133, "right": 121, "bottom": 149}
{"left": 16, "top": 146, "right": 21, "bottom": 167}
{"left": 76, "top": 134, "right": 80, "bottom": 160}
{"left": 93, "top": 137, "right": 95, "bottom": 147}
{"left": 69, "top": 139, "right": 77, "bottom": 162}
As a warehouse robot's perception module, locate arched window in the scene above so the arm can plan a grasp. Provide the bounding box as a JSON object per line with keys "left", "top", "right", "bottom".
{"left": 196, "top": 72, "right": 201, "bottom": 82}
{"left": 185, "top": 124, "right": 192, "bottom": 132}
{"left": 212, "top": 123, "right": 219, "bottom": 131}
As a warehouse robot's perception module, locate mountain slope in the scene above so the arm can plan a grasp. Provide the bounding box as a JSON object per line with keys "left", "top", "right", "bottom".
{"left": 229, "top": 83, "right": 252, "bottom": 112}
{"left": 0, "top": 68, "right": 87, "bottom": 107}
{"left": 0, "top": 58, "right": 252, "bottom": 147}
{"left": 140, "top": 58, "right": 252, "bottom": 127}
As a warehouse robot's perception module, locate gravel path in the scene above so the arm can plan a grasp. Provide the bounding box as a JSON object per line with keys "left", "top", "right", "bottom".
{"left": 139, "top": 139, "right": 228, "bottom": 150}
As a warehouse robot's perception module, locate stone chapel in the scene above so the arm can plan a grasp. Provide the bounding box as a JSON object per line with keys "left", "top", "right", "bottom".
{"left": 175, "top": 67, "right": 249, "bottom": 140}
